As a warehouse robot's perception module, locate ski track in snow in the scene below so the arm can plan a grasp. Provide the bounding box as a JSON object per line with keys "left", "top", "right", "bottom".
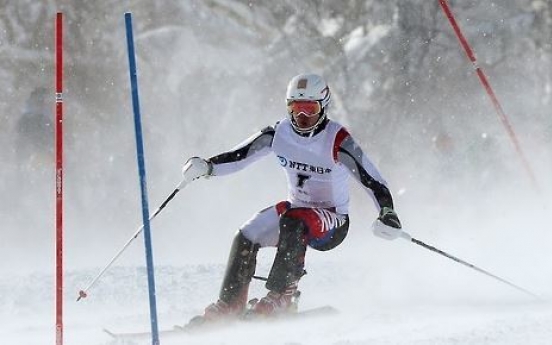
{"left": 3, "top": 261, "right": 552, "bottom": 345}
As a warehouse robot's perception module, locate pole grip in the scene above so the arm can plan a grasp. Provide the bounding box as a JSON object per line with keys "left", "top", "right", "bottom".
{"left": 399, "top": 231, "right": 412, "bottom": 241}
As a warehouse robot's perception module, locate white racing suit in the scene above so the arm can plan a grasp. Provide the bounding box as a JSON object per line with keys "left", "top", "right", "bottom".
{"left": 208, "top": 118, "right": 395, "bottom": 297}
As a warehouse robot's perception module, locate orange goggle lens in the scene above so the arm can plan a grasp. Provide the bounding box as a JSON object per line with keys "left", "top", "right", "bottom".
{"left": 287, "top": 100, "right": 321, "bottom": 117}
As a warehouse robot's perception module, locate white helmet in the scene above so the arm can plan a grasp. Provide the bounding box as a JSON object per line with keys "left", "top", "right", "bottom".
{"left": 286, "top": 74, "right": 331, "bottom": 134}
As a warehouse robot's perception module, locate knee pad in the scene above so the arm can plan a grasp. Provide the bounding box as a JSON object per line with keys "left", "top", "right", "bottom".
{"left": 280, "top": 208, "right": 320, "bottom": 239}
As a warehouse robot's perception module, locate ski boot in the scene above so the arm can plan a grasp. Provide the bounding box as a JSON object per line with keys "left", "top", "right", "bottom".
{"left": 245, "top": 287, "right": 301, "bottom": 318}
{"left": 186, "top": 293, "right": 248, "bottom": 329}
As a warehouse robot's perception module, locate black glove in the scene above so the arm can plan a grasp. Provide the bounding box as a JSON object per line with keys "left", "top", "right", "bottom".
{"left": 378, "top": 207, "right": 401, "bottom": 229}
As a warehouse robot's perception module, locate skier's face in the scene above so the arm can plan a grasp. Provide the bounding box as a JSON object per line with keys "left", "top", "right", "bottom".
{"left": 288, "top": 100, "right": 322, "bottom": 129}
{"left": 293, "top": 112, "right": 320, "bottom": 130}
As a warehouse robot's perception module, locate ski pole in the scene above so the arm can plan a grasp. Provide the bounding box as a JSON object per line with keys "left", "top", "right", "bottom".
{"left": 77, "top": 178, "right": 187, "bottom": 301}
{"left": 399, "top": 231, "right": 542, "bottom": 301}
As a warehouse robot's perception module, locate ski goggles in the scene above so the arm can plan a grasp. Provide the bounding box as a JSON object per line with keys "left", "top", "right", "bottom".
{"left": 287, "top": 100, "right": 322, "bottom": 117}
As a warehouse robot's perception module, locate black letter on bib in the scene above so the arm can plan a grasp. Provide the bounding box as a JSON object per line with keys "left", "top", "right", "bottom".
{"left": 296, "top": 174, "right": 310, "bottom": 188}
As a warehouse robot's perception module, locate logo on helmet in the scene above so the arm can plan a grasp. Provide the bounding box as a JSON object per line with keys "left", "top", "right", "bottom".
{"left": 297, "top": 78, "right": 308, "bottom": 89}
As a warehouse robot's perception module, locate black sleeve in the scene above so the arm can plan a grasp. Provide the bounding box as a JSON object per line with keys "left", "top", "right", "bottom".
{"left": 337, "top": 136, "right": 394, "bottom": 209}
{"left": 209, "top": 126, "right": 275, "bottom": 164}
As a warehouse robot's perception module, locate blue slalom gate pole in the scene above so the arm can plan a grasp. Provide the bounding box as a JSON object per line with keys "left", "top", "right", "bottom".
{"left": 124, "top": 12, "right": 160, "bottom": 345}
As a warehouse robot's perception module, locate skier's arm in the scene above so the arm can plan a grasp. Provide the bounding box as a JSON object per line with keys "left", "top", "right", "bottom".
{"left": 336, "top": 132, "right": 402, "bottom": 240}
{"left": 207, "top": 126, "right": 275, "bottom": 176}
{"left": 336, "top": 134, "right": 394, "bottom": 210}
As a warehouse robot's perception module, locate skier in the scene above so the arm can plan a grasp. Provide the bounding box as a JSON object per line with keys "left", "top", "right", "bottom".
{"left": 182, "top": 73, "right": 403, "bottom": 320}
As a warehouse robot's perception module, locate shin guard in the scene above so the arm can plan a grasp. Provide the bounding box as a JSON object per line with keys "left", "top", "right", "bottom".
{"left": 219, "top": 231, "right": 260, "bottom": 304}
{"left": 265, "top": 214, "right": 307, "bottom": 293}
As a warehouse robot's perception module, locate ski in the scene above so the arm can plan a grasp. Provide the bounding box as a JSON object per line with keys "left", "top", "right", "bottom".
{"left": 104, "top": 305, "right": 337, "bottom": 340}
{"left": 103, "top": 326, "right": 187, "bottom": 340}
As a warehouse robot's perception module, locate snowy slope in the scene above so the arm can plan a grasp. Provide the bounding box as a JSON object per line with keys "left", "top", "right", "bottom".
{"left": 4, "top": 176, "right": 552, "bottom": 345}
{"left": 3, "top": 250, "right": 552, "bottom": 345}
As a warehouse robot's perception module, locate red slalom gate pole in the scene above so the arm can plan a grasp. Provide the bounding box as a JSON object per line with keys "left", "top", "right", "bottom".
{"left": 55, "top": 12, "right": 64, "bottom": 345}
{"left": 438, "top": 0, "right": 539, "bottom": 191}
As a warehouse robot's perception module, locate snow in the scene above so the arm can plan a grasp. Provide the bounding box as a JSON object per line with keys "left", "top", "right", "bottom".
{"left": 3, "top": 255, "right": 552, "bottom": 345}
{"left": 4, "top": 199, "right": 552, "bottom": 345}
